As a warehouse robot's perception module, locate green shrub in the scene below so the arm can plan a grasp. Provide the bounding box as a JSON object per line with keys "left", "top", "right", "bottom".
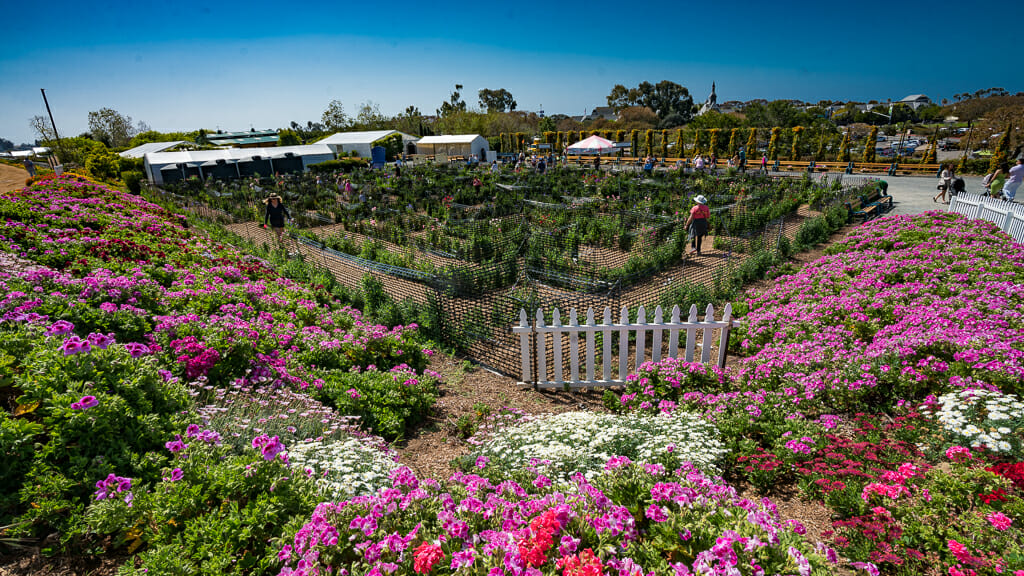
{"left": 87, "top": 440, "right": 319, "bottom": 576}
{"left": 314, "top": 368, "right": 440, "bottom": 440}
{"left": 123, "top": 171, "right": 143, "bottom": 195}
{"left": 308, "top": 158, "right": 366, "bottom": 173}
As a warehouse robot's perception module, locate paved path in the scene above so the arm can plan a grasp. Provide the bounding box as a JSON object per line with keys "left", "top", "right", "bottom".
{"left": 880, "top": 174, "right": 992, "bottom": 216}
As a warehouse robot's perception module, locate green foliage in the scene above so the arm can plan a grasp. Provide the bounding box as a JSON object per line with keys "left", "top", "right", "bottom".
{"left": 374, "top": 133, "right": 404, "bottom": 161}
{"left": 308, "top": 158, "right": 366, "bottom": 173}
{"left": 85, "top": 147, "right": 122, "bottom": 182}
{"left": 745, "top": 127, "right": 757, "bottom": 157}
{"left": 790, "top": 126, "right": 804, "bottom": 160}
{"left": 837, "top": 131, "right": 851, "bottom": 162}
{"left": 277, "top": 129, "right": 301, "bottom": 146}
{"left": 864, "top": 126, "right": 878, "bottom": 163}
{"left": 767, "top": 127, "right": 781, "bottom": 161}
{"left": 87, "top": 441, "right": 320, "bottom": 576}
{"left": 123, "top": 171, "right": 143, "bottom": 195}
{"left": 2, "top": 334, "right": 190, "bottom": 537}
{"left": 989, "top": 122, "right": 1013, "bottom": 172}
{"left": 314, "top": 369, "right": 440, "bottom": 441}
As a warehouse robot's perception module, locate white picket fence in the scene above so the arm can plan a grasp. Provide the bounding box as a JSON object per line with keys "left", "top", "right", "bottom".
{"left": 948, "top": 193, "right": 1024, "bottom": 243}
{"left": 512, "top": 304, "right": 733, "bottom": 389}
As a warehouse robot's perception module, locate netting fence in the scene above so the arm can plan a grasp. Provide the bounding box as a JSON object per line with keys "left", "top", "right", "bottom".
{"left": 150, "top": 168, "right": 873, "bottom": 377}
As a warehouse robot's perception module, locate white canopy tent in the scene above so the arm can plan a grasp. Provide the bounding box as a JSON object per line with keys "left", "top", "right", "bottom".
{"left": 143, "top": 144, "right": 335, "bottom": 185}
{"left": 414, "top": 134, "right": 489, "bottom": 158}
{"left": 317, "top": 130, "right": 418, "bottom": 158}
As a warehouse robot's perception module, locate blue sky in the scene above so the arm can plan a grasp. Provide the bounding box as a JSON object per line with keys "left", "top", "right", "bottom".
{"left": 2, "top": 0, "right": 1019, "bottom": 146}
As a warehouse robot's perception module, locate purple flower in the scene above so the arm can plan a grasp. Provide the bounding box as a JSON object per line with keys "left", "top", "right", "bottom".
{"left": 124, "top": 342, "right": 150, "bottom": 358}
{"left": 165, "top": 434, "right": 189, "bottom": 454}
{"left": 46, "top": 320, "right": 75, "bottom": 336}
{"left": 61, "top": 335, "right": 91, "bottom": 356}
{"left": 164, "top": 468, "right": 184, "bottom": 482}
{"left": 71, "top": 395, "right": 99, "bottom": 411}
{"left": 94, "top": 473, "right": 132, "bottom": 502}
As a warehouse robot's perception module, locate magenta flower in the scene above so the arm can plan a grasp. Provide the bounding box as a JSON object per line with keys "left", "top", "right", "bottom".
{"left": 645, "top": 504, "right": 669, "bottom": 522}
{"left": 164, "top": 468, "right": 184, "bottom": 482}
{"left": 61, "top": 335, "right": 91, "bottom": 356}
{"left": 87, "top": 332, "right": 115, "bottom": 349}
{"left": 46, "top": 320, "right": 75, "bottom": 336}
{"left": 987, "top": 511, "right": 1012, "bottom": 531}
{"left": 124, "top": 342, "right": 150, "bottom": 358}
{"left": 165, "top": 435, "right": 189, "bottom": 454}
{"left": 71, "top": 395, "right": 99, "bottom": 411}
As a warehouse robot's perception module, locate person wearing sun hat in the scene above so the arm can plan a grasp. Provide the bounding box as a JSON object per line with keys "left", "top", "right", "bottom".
{"left": 684, "top": 194, "right": 710, "bottom": 257}
{"left": 263, "top": 193, "right": 292, "bottom": 247}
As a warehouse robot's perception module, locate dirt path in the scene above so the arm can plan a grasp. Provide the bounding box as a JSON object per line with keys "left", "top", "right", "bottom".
{"left": 0, "top": 163, "right": 29, "bottom": 193}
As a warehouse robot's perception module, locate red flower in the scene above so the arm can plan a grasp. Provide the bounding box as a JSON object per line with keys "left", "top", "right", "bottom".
{"left": 413, "top": 542, "right": 444, "bottom": 574}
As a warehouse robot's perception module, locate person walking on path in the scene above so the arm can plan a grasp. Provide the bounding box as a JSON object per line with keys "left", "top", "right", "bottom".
{"left": 933, "top": 164, "right": 955, "bottom": 204}
{"left": 684, "top": 195, "right": 711, "bottom": 257}
{"left": 263, "top": 193, "right": 292, "bottom": 248}
{"left": 23, "top": 158, "right": 36, "bottom": 178}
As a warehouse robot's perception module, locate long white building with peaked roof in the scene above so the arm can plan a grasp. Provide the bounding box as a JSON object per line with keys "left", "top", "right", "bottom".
{"left": 143, "top": 144, "right": 335, "bottom": 185}
{"left": 414, "top": 134, "right": 489, "bottom": 158}
{"left": 317, "top": 130, "right": 418, "bottom": 158}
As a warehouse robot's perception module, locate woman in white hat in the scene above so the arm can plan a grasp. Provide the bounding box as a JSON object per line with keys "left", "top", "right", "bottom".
{"left": 684, "top": 195, "right": 710, "bottom": 256}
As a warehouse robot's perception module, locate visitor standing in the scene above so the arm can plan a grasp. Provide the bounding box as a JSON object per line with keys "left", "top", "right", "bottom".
{"left": 760, "top": 154, "right": 768, "bottom": 173}
{"left": 738, "top": 146, "right": 747, "bottom": 172}
{"left": 1000, "top": 156, "right": 1023, "bottom": 202}
{"left": 263, "top": 194, "right": 292, "bottom": 247}
{"left": 709, "top": 153, "right": 717, "bottom": 173}
{"left": 491, "top": 160, "right": 500, "bottom": 173}
{"left": 694, "top": 154, "right": 704, "bottom": 173}
{"left": 988, "top": 162, "right": 1009, "bottom": 199}
{"left": 933, "top": 164, "right": 954, "bottom": 204}
{"left": 684, "top": 195, "right": 711, "bottom": 257}
{"left": 23, "top": 158, "right": 36, "bottom": 177}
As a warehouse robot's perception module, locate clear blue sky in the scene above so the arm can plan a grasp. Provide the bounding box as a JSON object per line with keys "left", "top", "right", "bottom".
{"left": 1, "top": 0, "right": 1019, "bottom": 146}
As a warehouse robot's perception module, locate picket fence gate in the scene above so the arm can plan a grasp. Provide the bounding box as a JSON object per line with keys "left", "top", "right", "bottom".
{"left": 948, "top": 193, "right": 1024, "bottom": 243}
{"left": 512, "top": 304, "right": 733, "bottom": 389}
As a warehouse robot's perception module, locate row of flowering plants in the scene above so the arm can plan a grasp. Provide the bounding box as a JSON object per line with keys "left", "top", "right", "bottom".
{"left": 0, "top": 174, "right": 439, "bottom": 569}
{"left": 276, "top": 463, "right": 839, "bottom": 576}
{"left": 605, "top": 211, "right": 1024, "bottom": 574}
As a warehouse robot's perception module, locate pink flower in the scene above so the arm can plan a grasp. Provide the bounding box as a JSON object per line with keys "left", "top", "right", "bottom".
{"left": 71, "top": 395, "right": 98, "bottom": 410}
{"left": 945, "top": 445, "right": 972, "bottom": 463}
{"left": 987, "top": 511, "right": 1012, "bottom": 531}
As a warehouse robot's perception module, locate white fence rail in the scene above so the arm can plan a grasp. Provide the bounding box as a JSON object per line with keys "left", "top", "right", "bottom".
{"left": 949, "top": 193, "right": 1024, "bottom": 243}
{"left": 512, "top": 304, "right": 732, "bottom": 389}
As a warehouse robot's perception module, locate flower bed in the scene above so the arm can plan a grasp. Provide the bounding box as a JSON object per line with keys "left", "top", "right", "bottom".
{"left": 603, "top": 211, "right": 1024, "bottom": 574}
{"left": 0, "top": 175, "right": 438, "bottom": 566}
{"left": 463, "top": 410, "right": 727, "bottom": 483}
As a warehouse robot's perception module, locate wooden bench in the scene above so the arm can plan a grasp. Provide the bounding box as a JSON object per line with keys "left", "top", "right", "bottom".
{"left": 861, "top": 187, "right": 893, "bottom": 213}
{"left": 895, "top": 162, "right": 941, "bottom": 176}
{"left": 846, "top": 196, "right": 880, "bottom": 222}
{"left": 856, "top": 162, "right": 894, "bottom": 174}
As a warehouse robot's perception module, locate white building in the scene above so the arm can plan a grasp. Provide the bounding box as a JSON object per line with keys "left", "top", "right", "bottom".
{"left": 414, "top": 134, "right": 489, "bottom": 158}
{"left": 143, "top": 144, "right": 335, "bottom": 185}
{"left": 317, "top": 130, "right": 418, "bottom": 158}
{"left": 899, "top": 94, "right": 932, "bottom": 111}
{"left": 119, "top": 141, "right": 186, "bottom": 159}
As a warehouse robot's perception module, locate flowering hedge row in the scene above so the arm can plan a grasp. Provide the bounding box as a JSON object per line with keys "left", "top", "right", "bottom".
{"left": 605, "top": 211, "right": 1024, "bottom": 574}
{"left": 0, "top": 174, "right": 439, "bottom": 564}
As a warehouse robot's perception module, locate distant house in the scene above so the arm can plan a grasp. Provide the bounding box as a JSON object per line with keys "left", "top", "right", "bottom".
{"left": 573, "top": 107, "right": 618, "bottom": 122}
{"left": 899, "top": 94, "right": 932, "bottom": 110}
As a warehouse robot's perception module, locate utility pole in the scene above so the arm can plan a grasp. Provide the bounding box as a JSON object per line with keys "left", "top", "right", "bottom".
{"left": 40, "top": 89, "right": 65, "bottom": 164}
